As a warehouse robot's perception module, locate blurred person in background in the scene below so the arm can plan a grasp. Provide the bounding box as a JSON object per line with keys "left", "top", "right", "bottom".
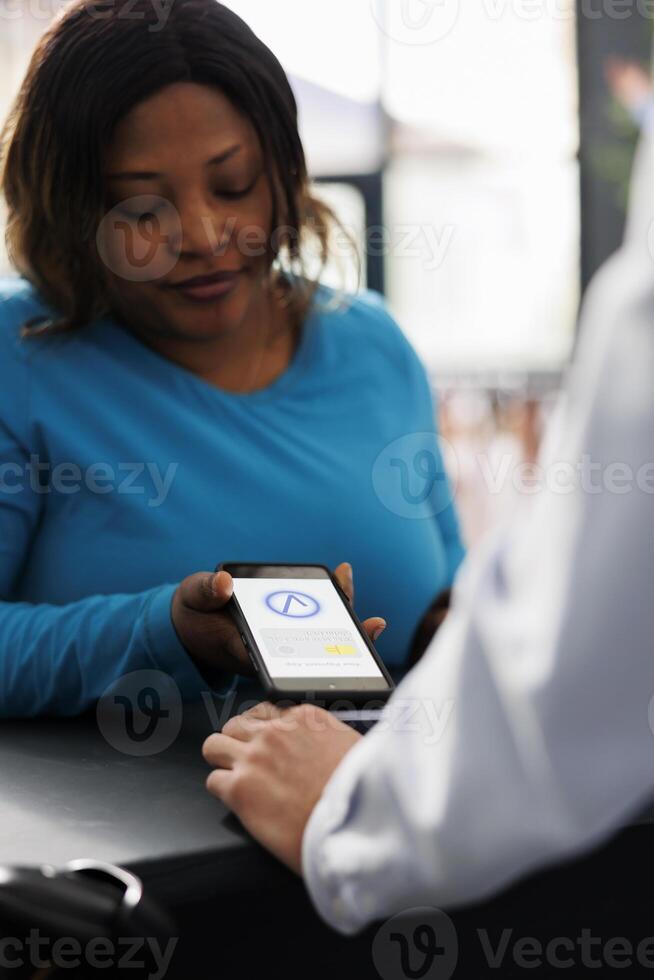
{"left": 606, "top": 56, "right": 654, "bottom": 132}
{"left": 0, "top": 0, "right": 464, "bottom": 717}
{"left": 605, "top": 54, "right": 654, "bottom": 247}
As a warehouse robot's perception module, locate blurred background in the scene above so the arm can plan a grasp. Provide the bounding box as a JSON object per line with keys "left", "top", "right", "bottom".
{"left": 0, "top": 0, "right": 651, "bottom": 544}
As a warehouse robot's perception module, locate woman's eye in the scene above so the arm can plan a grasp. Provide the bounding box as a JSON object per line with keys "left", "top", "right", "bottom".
{"left": 214, "top": 177, "right": 258, "bottom": 201}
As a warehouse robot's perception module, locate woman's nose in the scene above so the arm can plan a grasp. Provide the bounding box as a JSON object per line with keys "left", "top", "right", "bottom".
{"left": 174, "top": 196, "right": 234, "bottom": 259}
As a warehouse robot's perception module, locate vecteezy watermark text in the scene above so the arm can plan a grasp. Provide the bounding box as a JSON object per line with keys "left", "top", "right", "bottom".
{"left": 96, "top": 198, "right": 457, "bottom": 283}
{"left": 370, "top": 0, "right": 654, "bottom": 52}
{"left": 375, "top": 908, "right": 654, "bottom": 978}
{"left": 96, "top": 670, "right": 457, "bottom": 757}
{"left": 0, "top": 456, "right": 178, "bottom": 508}
{"left": 479, "top": 928, "right": 654, "bottom": 970}
{"left": 477, "top": 452, "right": 654, "bottom": 497}
{"left": 0, "top": 930, "right": 177, "bottom": 980}
{"left": 0, "top": 0, "right": 175, "bottom": 32}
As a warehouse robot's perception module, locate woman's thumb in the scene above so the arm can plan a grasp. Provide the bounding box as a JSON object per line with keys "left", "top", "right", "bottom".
{"left": 178, "top": 570, "right": 234, "bottom": 612}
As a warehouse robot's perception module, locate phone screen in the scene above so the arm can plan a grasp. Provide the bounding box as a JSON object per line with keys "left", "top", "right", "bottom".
{"left": 230, "top": 567, "right": 388, "bottom": 687}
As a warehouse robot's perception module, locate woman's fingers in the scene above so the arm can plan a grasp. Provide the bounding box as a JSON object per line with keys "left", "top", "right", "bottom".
{"left": 334, "top": 562, "right": 354, "bottom": 603}
{"left": 334, "top": 564, "right": 385, "bottom": 641}
{"left": 363, "top": 617, "right": 387, "bottom": 643}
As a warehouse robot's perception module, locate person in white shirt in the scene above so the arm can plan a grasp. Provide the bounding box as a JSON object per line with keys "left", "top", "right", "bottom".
{"left": 201, "top": 137, "right": 654, "bottom": 936}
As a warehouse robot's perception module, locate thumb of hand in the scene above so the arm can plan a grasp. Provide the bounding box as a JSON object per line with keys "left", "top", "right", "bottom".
{"left": 178, "top": 570, "right": 234, "bottom": 613}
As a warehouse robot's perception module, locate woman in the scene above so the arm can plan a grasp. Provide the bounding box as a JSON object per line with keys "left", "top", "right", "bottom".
{"left": 0, "top": 0, "right": 464, "bottom": 717}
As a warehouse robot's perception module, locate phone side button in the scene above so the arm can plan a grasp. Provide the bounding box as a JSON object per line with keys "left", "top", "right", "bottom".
{"left": 241, "top": 634, "right": 260, "bottom": 672}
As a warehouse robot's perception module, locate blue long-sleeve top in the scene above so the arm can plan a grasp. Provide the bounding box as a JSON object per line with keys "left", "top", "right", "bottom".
{"left": 0, "top": 278, "right": 465, "bottom": 717}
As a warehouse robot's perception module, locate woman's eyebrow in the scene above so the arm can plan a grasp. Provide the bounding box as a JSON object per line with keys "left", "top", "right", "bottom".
{"left": 106, "top": 143, "right": 243, "bottom": 180}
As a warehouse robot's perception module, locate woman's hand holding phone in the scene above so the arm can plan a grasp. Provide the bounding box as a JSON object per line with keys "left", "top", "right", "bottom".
{"left": 171, "top": 563, "right": 386, "bottom": 686}
{"left": 171, "top": 569, "right": 254, "bottom": 685}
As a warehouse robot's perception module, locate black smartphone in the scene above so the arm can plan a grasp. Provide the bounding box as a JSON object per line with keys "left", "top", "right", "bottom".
{"left": 218, "top": 563, "right": 395, "bottom": 705}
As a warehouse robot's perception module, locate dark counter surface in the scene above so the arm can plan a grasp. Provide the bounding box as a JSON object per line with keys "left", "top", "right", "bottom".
{"left": 0, "top": 689, "right": 294, "bottom": 906}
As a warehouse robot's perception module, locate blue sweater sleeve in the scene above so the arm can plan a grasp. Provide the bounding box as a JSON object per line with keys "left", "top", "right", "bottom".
{"left": 0, "top": 586, "right": 208, "bottom": 718}
{"left": 0, "top": 293, "right": 208, "bottom": 717}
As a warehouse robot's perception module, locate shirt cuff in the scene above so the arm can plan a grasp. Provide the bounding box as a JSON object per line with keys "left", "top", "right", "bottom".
{"left": 301, "top": 741, "right": 373, "bottom": 936}
{"left": 143, "top": 583, "right": 219, "bottom": 700}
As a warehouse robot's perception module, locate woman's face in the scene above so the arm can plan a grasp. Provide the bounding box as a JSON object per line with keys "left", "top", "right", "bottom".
{"left": 100, "top": 82, "right": 276, "bottom": 342}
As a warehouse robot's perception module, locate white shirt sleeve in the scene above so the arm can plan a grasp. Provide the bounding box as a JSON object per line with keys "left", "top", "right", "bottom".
{"left": 302, "top": 241, "right": 654, "bottom": 935}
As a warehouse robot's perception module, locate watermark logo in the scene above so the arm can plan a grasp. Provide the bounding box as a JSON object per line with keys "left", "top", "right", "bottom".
{"left": 97, "top": 196, "right": 182, "bottom": 283}
{"left": 373, "top": 907, "right": 458, "bottom": 980}
{"left": 97, "top": 670, "right": 183, "bottom": 757}
{"left": 95, "top": 197, "right": 456, "bottom": 285}
{"left": 372, "top": 433, "right": 459, "bottom": 520}
{"left": 370, "top": 0, "right": 461, "bottom": 46}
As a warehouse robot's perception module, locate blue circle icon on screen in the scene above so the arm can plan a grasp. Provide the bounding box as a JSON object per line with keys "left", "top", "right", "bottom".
{"left": 265, "top": 590, "right": 320, "bottom": 619}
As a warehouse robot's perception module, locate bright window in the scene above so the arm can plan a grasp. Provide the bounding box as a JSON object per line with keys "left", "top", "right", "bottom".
{"left": 381, "top": 0, "right": 580, "bottom": 374}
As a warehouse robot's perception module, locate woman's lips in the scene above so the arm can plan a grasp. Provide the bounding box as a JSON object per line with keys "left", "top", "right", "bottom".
{"left": 169, "top": 270, "right": 242, "bottom": 302}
